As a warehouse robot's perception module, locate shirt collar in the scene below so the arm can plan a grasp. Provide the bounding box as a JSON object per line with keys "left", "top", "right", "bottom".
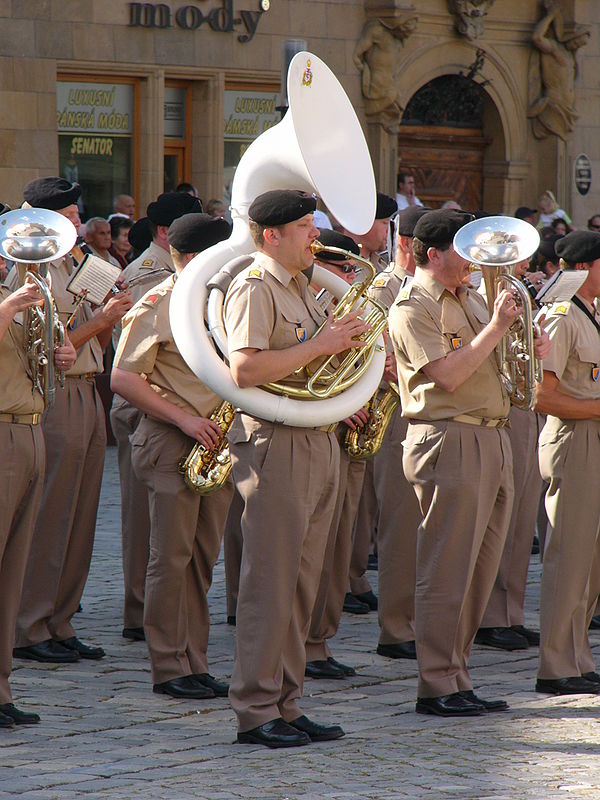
{"left": 413, "top": 266, "right": 449, "bottom": 302}
{"left": 254, "top": 252, "right": 295, "bottom": 288}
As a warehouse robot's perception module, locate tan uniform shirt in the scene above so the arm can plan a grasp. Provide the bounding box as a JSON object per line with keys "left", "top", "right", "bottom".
{"left": 0, "top": 286, "right": 45, "bottom": 415}
{"left": 114, "top": 274, "right": 219, "bottom": 418}
{"left": 541, "top": 299, "right": 600, "bottom": 401}
{"left": 224, "top": 252, "right": 327, "bottom": 387}
{"left": 121, "top": 242, "right": 175, "bottom": 305}
{"left": 5, "top": 257, "right": 103, "bottom": 376}
{"left": 369, "top": 262, "right": 411, "bottom": 312}
{"left": 389, "top": 266, "right": 510, "bottom": 420}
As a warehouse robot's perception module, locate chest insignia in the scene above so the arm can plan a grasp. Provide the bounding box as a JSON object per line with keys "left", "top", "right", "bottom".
{"left": 451, "top": 336, "right": 463, "bottom": 350}
{"left": 295, "top": 327, "right": 307, "bottom": 343}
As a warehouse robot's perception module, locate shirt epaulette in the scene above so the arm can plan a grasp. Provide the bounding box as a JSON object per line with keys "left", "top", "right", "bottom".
{"left": 549, "top": 301, "right": 571, "bottom": 316}
{"left": 395, "top": 282, "right": 415, "bottom": 304}
{"left": 246, "top": 268, "right": 264, "bottom": 280}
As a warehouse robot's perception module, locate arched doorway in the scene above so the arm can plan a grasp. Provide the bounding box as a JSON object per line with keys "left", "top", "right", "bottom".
{"left": 398, "top": 73, "right": 505, "bottom": 212}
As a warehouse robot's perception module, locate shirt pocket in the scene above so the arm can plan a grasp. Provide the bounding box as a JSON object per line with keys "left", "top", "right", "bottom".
{"left": 276, "top": 310, "right": 315, "bottom": 349}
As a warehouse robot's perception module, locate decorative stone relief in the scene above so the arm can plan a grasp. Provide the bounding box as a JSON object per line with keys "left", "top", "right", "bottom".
{"left": 448, "top": 0, "right": 496, "bottom": 41}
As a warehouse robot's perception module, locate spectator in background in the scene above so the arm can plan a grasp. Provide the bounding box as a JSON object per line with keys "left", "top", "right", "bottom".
{"left": 537, "top": 190, "right": 573, "bottom": 231}
{"left": 109, "top": 217, "right": 134, "bottom": 269}
{"left": 108, "top": 194, "right": 136, "bottom": 221}
{"left": 587, "top": 214, "right": 600, "bottom": 232}
{"left": 205, "top": 198, "right": 227, "bottom": 218}
{"left": 441, "top": 200, "right": 461, "bottom": 211}
{"left": 533, "top": 236, "right": 562, "bottom": 280}
{"left": 176, "top": 182, "right": 200, "bottom": 199}
{"left": 396, "top": 171, "right": 423, "bottom": 211}
{"left": 515, "top": 206, "right": 538, "bottom": 227}
{"left": 84, "top": 218, "right": 121, "bottom": 268}
{"left": 551, "top": 217, "right": 568, "bottom": 237}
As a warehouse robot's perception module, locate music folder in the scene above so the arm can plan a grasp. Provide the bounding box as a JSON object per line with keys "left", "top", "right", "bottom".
{"left": 65, "top": 254, "right": 122, "bottom": 306}
{"left": 534, "top": 269, "right": 589, "bottom": 305}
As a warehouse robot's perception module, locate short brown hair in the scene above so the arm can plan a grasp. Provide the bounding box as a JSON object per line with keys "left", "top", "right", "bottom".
{"left": 412, "top": 237, "right": 451, "bottom": 267}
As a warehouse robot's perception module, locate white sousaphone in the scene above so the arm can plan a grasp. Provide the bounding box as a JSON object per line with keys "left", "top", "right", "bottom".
{"left": 170, "top": 51, "right": 385, "bottom": 426}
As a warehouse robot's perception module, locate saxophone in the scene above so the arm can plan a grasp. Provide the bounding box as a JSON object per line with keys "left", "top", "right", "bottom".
{"left": 344, "top": 383, "right": 400, "bottom": 460}
{"left": 178, "top": 401, "right": 235, "bottom": 494}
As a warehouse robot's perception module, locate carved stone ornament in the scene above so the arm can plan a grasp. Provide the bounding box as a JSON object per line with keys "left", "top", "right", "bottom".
{"left": 353, "top": 5, "right": 418, "bottom": 134}
{"left": 448, "top": 0, "right": 496, "bottom": 41}
{"left": 528, "top": 0, "right": 590, "bottom": 141}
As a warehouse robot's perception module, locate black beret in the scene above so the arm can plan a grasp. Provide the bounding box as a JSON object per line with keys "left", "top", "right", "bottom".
{"left": 248, "top": 189, "right": 317, "bottom": 226}
{"left": 23, "top": 177, "right": 81, "bottom": 210}
{"left": 146, "top": 192, "right": 202, "bottom": 226}
{"left": 128, "top": 216, "right": 152, "bottom": 252}
{"left": 168, "top": 213, "right": 231, "bottom": 254}
{"left": 395, "top": 206, "right": 430, "bottom": 237}
{"left": 0, "top": 203, "right": 10, "bottom": 216}
{"left": 555, "top": 230, "right": 600, "bottom": 264}
{"left": 375, "top": 192, "right": 398, "bottom": 220}
{"left": 515, "top": 206, "right": 537, "bottom": 219}
{"left": 314, "top": 228, "right": 360, "bottom": 261}
{"left": 413, "top": 209, "right": 474, "bottom": 246}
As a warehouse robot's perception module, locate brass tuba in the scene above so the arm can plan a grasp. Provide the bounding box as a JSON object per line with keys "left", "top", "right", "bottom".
{"left": 178, "top": 401, "right": 235, "bottom": 494}
{"left": 0, "top": 208, "right": 77, "bottom": 409}
{"left": 344, "top": 382, "right": 400, "bottom": 460}
{"left": 453, "top": 216, "right": 542, "bottom": 410}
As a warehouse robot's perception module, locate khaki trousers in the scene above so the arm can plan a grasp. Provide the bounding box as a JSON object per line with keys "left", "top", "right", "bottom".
{"left": 16, "top": 377, "right": 106, "bottom": 646}
{"left": 348, "top": 459, "right": 375, "bottom": 595}
{"left": 110, "top": 394, "right": 150, "bottom": 629}
{"left": 306, "top": 432, "right": 366, "bottom": 661}
{"left": 228, "top": 415, "right": 339, "bottom": 733}
{"left": 0, "top": 424, "right": 45, "bottom": 704}
{"left": 403, "top": 420, "right": 513, "bottom": 698}
{"left": 223, "top": 486, "right": 244, "bottom": 618}
{"left": 131, "top": 416, "right": 233, "bottom": 684}
{"left": 481, "top": 407, "right": 543, "bottom": 628}
{"left": 373, "top": 409, "right": 421, "bottom": 645}
{"left": 538, "top": 417, "right": 600, "bottom": 679}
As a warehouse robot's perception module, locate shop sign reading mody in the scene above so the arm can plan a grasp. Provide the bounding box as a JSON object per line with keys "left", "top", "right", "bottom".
{"left": 128, "top": 0, "right": 268, "bottom": 42}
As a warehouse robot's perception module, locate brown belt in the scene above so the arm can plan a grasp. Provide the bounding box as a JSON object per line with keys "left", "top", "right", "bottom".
{"left": 0, "top": 412, "right": 42, "bottom": 425}
{"left": 65, "top": 372, "right": 97, "bottom": 381}
{"left": 452, "top": 413, "right": 510, "bottom": 429}
{"left": 315, "top": 423, "right": 339, "bottom": 433}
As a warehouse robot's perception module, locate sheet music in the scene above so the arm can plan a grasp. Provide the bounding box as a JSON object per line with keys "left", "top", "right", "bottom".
{"left": 65, "top": 254, "right": 122, "bottom": 306}
{"left": 535, "top": 269, "right": 589, "bottom": 305}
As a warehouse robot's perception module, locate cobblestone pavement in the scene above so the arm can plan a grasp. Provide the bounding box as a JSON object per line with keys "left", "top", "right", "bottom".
{"left": 3, "top": 447, "right": 600, "bottom": 799}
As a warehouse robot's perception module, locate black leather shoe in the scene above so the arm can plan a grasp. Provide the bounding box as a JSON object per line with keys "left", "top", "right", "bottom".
{"left": 227, "top": 615, "right": 236, "bottom": 626}
{"left": 58, "top": 637, "right": 105, "bottom": 660}
{"left": 459, "top": 690, "right": 509, "bottom": 712}
{"left": 377, "top": 641, "right": 417, "bottom": 660}
{"left": 305, "top": 659, "right": 345, "bottom": 679}
{"left": 0, "top": 710, "right": 14, "bottom": 728}
{"left": 13, "top": 639, "right": 80, "bottom": 663}
{"left": 327, "top": 656, "right": 355, "bottom": 676}
{"left": 289, "top": 714, "right": 345, "bottom": 742}
{"left": 535, "top": 676, "right": 600, "bottom": 695}
{"left": 416, "top": 692, "right": 485, "bottom": 717}
{"left": 367, "top": 553, "right": 378, "bottom": 571}
{"left": 0, "top": 703, "right": 40, "bottom": 725}
{"left": 589, "top": 615, "right": 600, "bottom": 630}
{"left": 237, "top": 718, "right": 310, "bottom": 748}
{"left": 511, "top": 625, "right": 540, "bottom": 646}
{"left": 475, "top": 627, "right": 529, "bottom": 651}
{"left": 342, "top": 593, "right": 369, "bottom": 614}
{"left": 353, "top": 590, "right": 378, "bottom": 611}
{"left": 192, "top": 673, "right": 229, "bottom": 697}
{"left": 582, "top": 671, "right": 600, "bottom": 685}
{"left": 122, "top": 627, "right": 145, "bottom": 641}
{"left": 153, "top": 675, "right": 215, "bottom": 699}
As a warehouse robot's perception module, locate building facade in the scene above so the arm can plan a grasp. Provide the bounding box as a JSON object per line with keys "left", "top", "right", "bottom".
{"left": 0, "top": 0, "right": 598, "bottom": 225}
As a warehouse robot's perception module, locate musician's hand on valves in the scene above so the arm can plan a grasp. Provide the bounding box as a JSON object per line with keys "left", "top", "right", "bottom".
{"left": 179, "top": 414, "right": 223, "bottom": 450}
{"left": 533, "top": 312, "right": 551, "bottom": 360}
{"left": 345, "top": 406, "right": 369, "bottom": 431}
{"left": 383, "top": 351, "right": 398, "bottom": 383}
{"left": 99, "top": 290, "right": 134, "bottom": 325}
{"left": 53, "top": 338, "right": 77, "bottom": 372}
{"left": 315, "top": 309, "right": 370, "bottom": 356}
{"left": 491, "top": 288, "right": 522, "bottom": 332}
{"left": 3, "top": 282, "right": 44, "bottom": 315}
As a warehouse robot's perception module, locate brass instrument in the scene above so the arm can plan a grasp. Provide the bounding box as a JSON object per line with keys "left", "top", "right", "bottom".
{"left": 0, "top": 209, "right": 77, "bottom": 409}
{"left": 344, "top": 382, "right": 399, "bottom": 460}
{"left": 261, "top": 241, "right": 388, "bottom": 401}
{"left": 178, "top": 401, "right": 235, "bottom": 494}
{"left": 454, "top": 216, "right": 542, "bottom": 410}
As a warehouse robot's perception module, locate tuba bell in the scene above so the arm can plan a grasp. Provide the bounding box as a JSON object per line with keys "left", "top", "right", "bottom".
{"left": 170, "top": 52, "right": 386, "bottom": 427}
{"left": 0, "top": 208, "right": 77, "bottom": 409}
{"left": 453, "top": 216, "right": 541, "bottom": 409}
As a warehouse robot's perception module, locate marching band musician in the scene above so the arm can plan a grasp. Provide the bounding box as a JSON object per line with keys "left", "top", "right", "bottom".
{"left": 224, "top": 189, "right": 368, "bottom": 748}
{"left": 534, "top": 231, "right": 600, "bottom": 696}
{"left": 367, "top": 206, "right": 427, "bottom": 661}
{"left": 0, "top": 281, "right": 76, "bottom": 727}
{"left": 388, "top": 208, "right": 550, "bottom": 717}
{"left": 111, "top": 192, "right": 204, "bottom": 643}
{"left": 111, "top": 213, "right": 233, "bottom": 700}
{"left": 12, "top": 177, "right": 132, "bottom": 665}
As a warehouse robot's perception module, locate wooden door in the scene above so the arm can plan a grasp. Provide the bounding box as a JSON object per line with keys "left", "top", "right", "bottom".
{"left": 397, "top": 125, "right": 489, "bottom": 212}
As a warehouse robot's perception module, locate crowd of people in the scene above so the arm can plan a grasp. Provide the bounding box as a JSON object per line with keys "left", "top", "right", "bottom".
{"left": 1, "top": 169, "right": 600, "bottom": 749}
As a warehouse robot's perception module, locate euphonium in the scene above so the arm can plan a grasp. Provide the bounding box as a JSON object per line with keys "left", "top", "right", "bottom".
{"left": 344, "top": 382, "right": 400, "bottom": 460}
{"left": 0, "top": 209, "right": 77, "bottom": 409}
{"left": 453, "top": 216, "right": 542, "bottom": 410}
{"left": 178, "top": 401, "right": 235, "bottom": 494}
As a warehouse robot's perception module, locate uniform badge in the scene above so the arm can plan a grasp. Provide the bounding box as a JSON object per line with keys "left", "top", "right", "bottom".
{"left": 451, "top": 337, "right": 463, "bottom": 350}
{"left": 592, "top": 365, "right": 599, "bottom": 382}
{"left": 142, "top": 259, "right": 153, "bottom": 266}
{"left": 248, "top": 269, "right": 263, "bottom": 279}
{"left": 302, "top": 59, "right": 313, "bottom": 87}
{"left": 373, "top": 278, "right": 386, "bottom": 287}
{"left": 555, "top": 304, "right": 569, "bottom": 315}
{"left": 396, "top": 287, "right": 410, "bottom": 302}
{"left": 146, "top": 294, "right": 158, "bottom": 304}
{"left": 295, "top": 327, "right": 307, "bottom": 342}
